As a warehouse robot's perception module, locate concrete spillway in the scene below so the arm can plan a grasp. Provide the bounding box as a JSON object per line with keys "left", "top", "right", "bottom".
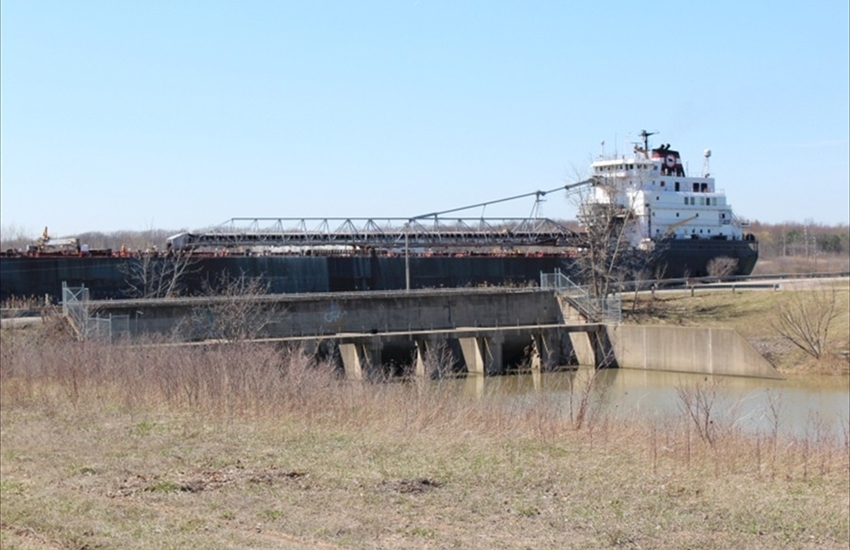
{"left": 74, "top": 286, "right": 779, "bottom": 380}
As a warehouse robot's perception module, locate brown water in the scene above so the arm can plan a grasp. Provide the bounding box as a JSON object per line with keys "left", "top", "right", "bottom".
{"left": 451, "top": 368, "right": 850, "bottom": 439}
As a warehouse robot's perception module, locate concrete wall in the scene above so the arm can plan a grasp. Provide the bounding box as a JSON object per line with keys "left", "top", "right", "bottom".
{"left": 604, "top": 325, "right": 781, "bottom": 379}
{"left": 90, "top": 288, "right": 566, "bottom": 340}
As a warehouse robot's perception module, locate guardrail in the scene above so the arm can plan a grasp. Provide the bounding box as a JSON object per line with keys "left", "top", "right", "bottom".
{"left": 615, "top": 271, "right": 850, "bottom": 293}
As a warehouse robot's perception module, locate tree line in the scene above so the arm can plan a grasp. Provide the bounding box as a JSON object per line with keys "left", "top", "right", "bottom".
{"left": 749, "top": 221, "right": 849, "bottom": 258}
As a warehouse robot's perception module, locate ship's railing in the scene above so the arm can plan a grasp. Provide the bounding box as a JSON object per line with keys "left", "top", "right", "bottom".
{"left": 732, "top": 212, "right": 751, "bottom": 227}
{"left": 540, "top": 270, "right": 622, "bottom": 325}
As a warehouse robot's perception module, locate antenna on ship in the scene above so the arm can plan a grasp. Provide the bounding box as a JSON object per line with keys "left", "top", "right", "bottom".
{"left": 702, "top": 148, "right": 711, "bottom": 177}
{"left": 639, "top": 129, "right": 656, "bottom": 157}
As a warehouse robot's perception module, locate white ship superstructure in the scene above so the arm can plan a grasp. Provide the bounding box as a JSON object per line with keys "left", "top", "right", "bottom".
{"left": 585, "top": 131, "right": 749, "bottom": 252}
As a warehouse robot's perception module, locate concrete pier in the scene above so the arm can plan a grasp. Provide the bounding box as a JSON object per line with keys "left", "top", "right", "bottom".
{"left": 327, "top": 324, "right": 599, "bottom": 380}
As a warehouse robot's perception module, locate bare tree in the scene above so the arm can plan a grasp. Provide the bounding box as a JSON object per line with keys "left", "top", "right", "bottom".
{"left": 570, "top": 177, "right": 657, "bottom": 298}
{"left": 120, "top": 253, "right": 198, "bottom": 299}
{"left": 707, "top": 256, "right": 739, "bottom": 279}
{"left": 772, "top": 287, "right": 842, "bottom": 360}
{"left": 0, "top": 223, "right": 36, "bottom": 251}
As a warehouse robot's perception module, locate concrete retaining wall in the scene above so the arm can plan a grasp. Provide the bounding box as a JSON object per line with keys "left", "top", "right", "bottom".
{"left": 90, "top": 288, "right": 565, "bottom": 340}
{"left": 604, "top": 324, "right": 781, "bottom": 379}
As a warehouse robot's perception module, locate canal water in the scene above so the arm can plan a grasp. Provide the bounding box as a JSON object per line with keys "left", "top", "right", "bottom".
{"left": 450, "top": 368, "right": 850, "bottom": 439}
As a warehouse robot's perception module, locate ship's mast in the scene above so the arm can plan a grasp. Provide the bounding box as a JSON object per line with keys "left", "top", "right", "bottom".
{"left": 639, "top": 129, "right": 656, "bottom": 158}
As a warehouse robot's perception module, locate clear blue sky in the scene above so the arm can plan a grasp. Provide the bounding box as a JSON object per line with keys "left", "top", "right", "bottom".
{"left": 2, "top": 0, "right": 848, "bottom": 238}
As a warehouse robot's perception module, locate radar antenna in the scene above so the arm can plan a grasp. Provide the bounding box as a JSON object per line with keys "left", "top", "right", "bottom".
{"left": 639, "top": 129, "right": 657, "bottom": 153}
{"left": 635, "top": 129, "right": 658, "bottom": 158}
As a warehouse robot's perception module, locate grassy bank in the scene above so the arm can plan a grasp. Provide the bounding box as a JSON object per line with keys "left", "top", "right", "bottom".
{"left": 620, "top": 279, "right": 850, "bottom": 374}
{"left": 1, "top": 331, "right": 848, "bottom": 549}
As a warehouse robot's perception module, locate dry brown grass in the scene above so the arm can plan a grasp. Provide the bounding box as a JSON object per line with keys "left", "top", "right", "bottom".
{"left": 1, "top": 330, "right": 848, "bottom": 549}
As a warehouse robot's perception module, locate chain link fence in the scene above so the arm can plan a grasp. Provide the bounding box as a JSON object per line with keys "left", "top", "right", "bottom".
{"left": 62, "top": 282, "right": 130, "bottom": 341}
{"left": 540, "top": 270, "right": 621, "bottom": 324}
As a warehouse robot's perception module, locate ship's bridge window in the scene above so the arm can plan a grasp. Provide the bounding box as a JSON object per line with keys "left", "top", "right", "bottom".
{"left": 674, "top": 182, "right": 680, "bottom": 191}
{"left": 701, "top": 183, "right": 708, "bottom": 192}
{"left": 693, "top": 183, "right": 700, "bottom": 192}
{"left": 683, "top": 197, "right": 688, "bottom": 205}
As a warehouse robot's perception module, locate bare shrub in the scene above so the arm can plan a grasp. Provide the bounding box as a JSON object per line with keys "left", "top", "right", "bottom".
{"left": 0, "top": 334, "right": 344, "bottom": 420}
{"left": 566, "top": 367, "right": 610, "bottom": 431}
{"left": 765, "top": 388, "right": 784, "bottom": 478}
{"left": 419, "top": 341, "right": 459, "bottom": 379}
{"left": 187, "top": 273, "right": 276, "bottom": 342}
{"left": 706, "top": 256, "right": 738, "bottom": 279}
{"left": 676, "top": 378, "right": 724, "bottom": 446}
{"left": 772, "top": 287, "right": 841, "bottom": 360}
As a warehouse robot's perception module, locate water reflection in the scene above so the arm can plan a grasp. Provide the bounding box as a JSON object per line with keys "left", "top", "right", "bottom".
{"left": 456, "top": 368, "right": 850, "bottom": 438}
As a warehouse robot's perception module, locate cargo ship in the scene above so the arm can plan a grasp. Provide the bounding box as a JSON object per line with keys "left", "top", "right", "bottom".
{"left": 1, "top": 132, "right": 757, "bottom": 301}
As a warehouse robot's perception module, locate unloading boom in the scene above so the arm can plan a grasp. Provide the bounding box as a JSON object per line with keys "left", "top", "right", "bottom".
{"left": 166, "top": 181, "right": 594, "bottom": 253}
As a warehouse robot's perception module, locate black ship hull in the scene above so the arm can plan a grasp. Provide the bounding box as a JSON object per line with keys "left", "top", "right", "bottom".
{"left": 0, "top": 255, "right": 574, "bottom": 301}
{"left": 1, "top": 240, "right": 758, "bottom": 302}
{"left": 653, "top": 238, "right": 759, "bottom": 279}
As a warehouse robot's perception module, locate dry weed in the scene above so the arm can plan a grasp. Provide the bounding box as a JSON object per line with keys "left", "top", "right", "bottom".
{"left": 1, "top": 333, "right": 848, "bottom": 549}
